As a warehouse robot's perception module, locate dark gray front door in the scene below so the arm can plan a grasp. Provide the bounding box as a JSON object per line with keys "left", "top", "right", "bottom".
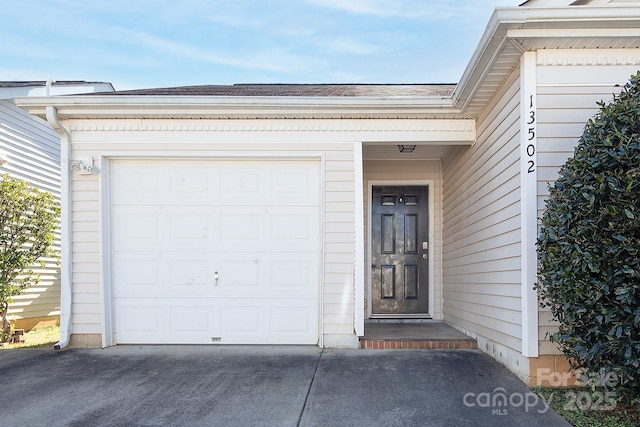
{"left": 371, "top": 186, "right": 429, "bottom": 316}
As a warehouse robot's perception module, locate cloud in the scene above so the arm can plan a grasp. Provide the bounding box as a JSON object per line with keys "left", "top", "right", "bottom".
{"left": 327, "top": 39, "right": 381, "bottom": 55}
{"left": 124, "top": 29, "right": 316, "bottom": 74}
{"left": 302, "top": 0, "right": 455, "bottom": 19}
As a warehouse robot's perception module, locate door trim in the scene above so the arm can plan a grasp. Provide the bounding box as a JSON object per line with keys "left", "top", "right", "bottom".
{"left": 367, "top": 180, "right": 435, "bottom": 319}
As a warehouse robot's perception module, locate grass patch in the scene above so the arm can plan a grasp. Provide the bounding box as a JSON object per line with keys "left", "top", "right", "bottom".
{"left": 1, "top": 326, "right": 59, "bottom": 349}
{"left": 533, "top": 386, "right": 640, "bottom": 427}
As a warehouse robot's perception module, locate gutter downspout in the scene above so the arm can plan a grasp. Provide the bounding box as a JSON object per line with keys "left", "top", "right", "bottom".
{"left": 45, "top": 80, "right": 72, "bottom": 350}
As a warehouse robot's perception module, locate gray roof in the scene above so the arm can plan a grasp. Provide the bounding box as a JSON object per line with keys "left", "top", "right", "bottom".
{"left": 96, "top": 84, "right": 457, "bottom": 97}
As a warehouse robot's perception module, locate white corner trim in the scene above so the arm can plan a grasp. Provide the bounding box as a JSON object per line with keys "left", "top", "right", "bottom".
{"left": 354, "top": 142, "right": 365, "bottom": 336}
{"left": 537, "top": 49, "right": 640, "bottom": 67}
{"left": 100, "top": 156, "right": 114, "bottom": 347}
{"left": 520, "top": 51, "right": 539, "bottom": 358}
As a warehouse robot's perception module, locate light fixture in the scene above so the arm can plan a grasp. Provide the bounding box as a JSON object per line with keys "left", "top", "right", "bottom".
{"left": 398, "top": 144, "right": 416, "bottom": 153}
{"left": 71, "top": 157, "right": 98, "bottom": 175}
{"left": 0, "top": 151, "right": 7, "bottom": 166}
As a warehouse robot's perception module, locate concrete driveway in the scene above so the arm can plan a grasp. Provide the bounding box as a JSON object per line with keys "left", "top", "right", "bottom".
{"left": 1, "top": 346, "right": 570, "bottom": 426}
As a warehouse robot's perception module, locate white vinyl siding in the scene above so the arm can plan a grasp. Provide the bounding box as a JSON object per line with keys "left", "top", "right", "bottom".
{"left": 535, "top": 52, "right": 640, "bottom": 354}
{"left": 67, "top": 126, "right": 356, "bottom": 345}
{"left": 0, "top": 100, "right": 61, "bottom": 324}
{"left": 442, "top": 68, "right": 523, "bottom": 351}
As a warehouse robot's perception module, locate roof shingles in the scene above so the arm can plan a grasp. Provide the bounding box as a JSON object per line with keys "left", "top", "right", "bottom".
{"left": 96, "top": 84, "right": 457, "bottom": 97}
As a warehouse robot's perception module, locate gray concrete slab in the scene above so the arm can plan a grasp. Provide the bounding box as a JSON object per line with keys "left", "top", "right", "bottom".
{"left": 363, "top": 321, "right": 472, "bottom": 340}
{"left": 1, "top": 346, "right": 570, "bottom": 426}
{"left": 302, "top": 349, "right": 569, "bottom": 427}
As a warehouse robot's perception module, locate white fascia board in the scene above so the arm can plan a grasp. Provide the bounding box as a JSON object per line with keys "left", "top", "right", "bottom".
{"left": 508, "top": 27, "right": 640, "bottom": 38}
{"left": 16, "top": 95, "right": 459, "bottom": 120}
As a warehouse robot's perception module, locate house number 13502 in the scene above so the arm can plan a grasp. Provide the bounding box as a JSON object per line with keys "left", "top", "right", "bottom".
{"left": 526, "top": 94, "right": 536, "bottom": 174}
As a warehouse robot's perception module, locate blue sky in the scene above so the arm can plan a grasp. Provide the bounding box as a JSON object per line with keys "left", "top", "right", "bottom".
{"left": 1, "top": 0, "right": 520, "bottom": 90}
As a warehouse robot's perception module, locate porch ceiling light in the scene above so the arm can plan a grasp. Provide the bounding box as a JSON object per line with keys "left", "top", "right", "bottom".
{"left": 71, "top": 156, "right": 98, "bottom": 175}
{"left": 398, "top": 144, "right": 416, "bottom": 153}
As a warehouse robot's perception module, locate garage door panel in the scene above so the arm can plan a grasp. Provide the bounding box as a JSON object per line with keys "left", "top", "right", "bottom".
{"left": 112, "top": 164, "right": 168, "bottom": 205}
{"left": 169, "top": 259, "right": 212, "bottom": 289}
{"left": 269, "top": 208, "right": 320, "bottom": 251}
{"left": 169, "top": 306, "right": 214, "bottom": 336}
{"left": 220, "top": 305, "right": 263, "bottom": 335}
{"left": 169, "top": 167, "right": 218, "bottom": 203}
{"left": 218, "top": 259, "right": 261, "bottom": 289}
{"left": 220, "top": 213, "right": 265, "bottom": 248}
{"left": 116, "top": 299, "right": 218, "bottom": 344}
{"left": 115, "top": 252, "right": 319, "bottom": 299}
{"left": 216, "top": 253, "right": 318, "bottom": 299}
{"left": 271, "top": 306, "right": 314, "bottom": 335}
{"left": 270, "top": 258, "right": 318, "bottom": 297}
{"left": 116, "top": 304, "right": 165, "bottom": 343}
{"left": 113, "top": 255, "right": 163, "bottom": 296}
{"left": 169, "top": 212, "right": 215, "bottom": 249}
{"left": 113, "top": 207, "right": 165, "bottom": 251}
{"left": 218, "top": 300, "right": 318, "bottom": 344}
{"left": 112, "top": 159, "right": 320, "bottom": 345}
{"left": 269, "top": 166, "right": 320, "bottom": 205}
{"left": 219, "top": 167, "right": 264, "bottom": 204}
{"left": 114, "top": 251, "right": 215, "bottom": 298}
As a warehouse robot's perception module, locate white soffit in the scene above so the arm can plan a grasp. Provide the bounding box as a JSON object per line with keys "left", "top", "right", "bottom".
{"left": 363, "top": 144, "right": 453, "bottom": 160}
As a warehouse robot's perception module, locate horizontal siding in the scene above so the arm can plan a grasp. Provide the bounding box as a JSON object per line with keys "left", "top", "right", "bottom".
{"left": 70, "top": 134, "right": 356, "bottom": 340}
{"left": 442, "top": 67, "right": 523, "bottom": 352}
{"left": 1, "top": 100, "right": 61, "bottom": 324}
{"left": 536, "top": 61, "right": 638, "bottom": 355}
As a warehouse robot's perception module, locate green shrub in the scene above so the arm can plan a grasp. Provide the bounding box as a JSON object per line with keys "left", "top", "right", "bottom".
{"left": 0, "top": 174, "right": 60, "bottom": 342}
{"left": 537, "top": 72, "right": 640, "bottom": 403}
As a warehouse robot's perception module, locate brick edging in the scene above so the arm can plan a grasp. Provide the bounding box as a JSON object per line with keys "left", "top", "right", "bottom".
{"left": 360, "top": 339, "right": 477, "bottom": 350}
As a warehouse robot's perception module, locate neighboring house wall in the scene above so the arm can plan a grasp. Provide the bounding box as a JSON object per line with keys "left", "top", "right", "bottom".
{"left": 0, "top": 99, "right": 61, "bottom": 330}
{"left": 363, "top": 159, "right": 444, "bottom": 320}
{"left": 442, "top": 68, "right": 527, "bottom": 378}
{"left": 66, "top": 122, "right": 358, "bottom": 348}
{"left": 531, "top": 49, "right": 640, "bottom": 382}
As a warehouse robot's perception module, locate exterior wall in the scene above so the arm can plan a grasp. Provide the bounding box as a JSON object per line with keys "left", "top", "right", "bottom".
{"left": 442, "top": 67, "right": 529, "bottom": 379}
{"left": 532, "top": 50, "right": 640, "bottom": 381}
{"left": 0, "top": 99, "right": 61, "bottom": 329}
{"left": 66, "top": 119, "right": 359, "bottom": 348}
{"left": 363, "top": 159, "right": 443, "bottom": 320}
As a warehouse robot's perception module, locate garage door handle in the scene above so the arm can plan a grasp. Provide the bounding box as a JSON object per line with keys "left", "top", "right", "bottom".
{"left": 214, "top": 271, "right": 219, "bottom": 286}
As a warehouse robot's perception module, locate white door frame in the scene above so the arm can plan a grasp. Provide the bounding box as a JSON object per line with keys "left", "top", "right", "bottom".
{"left": 367, "top": 179, "right": 435, "bottom": 319}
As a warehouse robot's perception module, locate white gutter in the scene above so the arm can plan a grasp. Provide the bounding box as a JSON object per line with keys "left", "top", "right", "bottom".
{"left": 45, "top": 81, "right": 72, "bottom": 350}
{"left": 16, "top": 94, "right": 461, "bottom": 120}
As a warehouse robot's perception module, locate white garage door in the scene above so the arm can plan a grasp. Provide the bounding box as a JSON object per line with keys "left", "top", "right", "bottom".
{"left": 111, "top": 159, "right": 321, "bottom": 345}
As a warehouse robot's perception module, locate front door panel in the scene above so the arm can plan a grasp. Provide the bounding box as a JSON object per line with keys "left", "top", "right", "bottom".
{"left": 372, "top": 186, "right": 429, "bottom": 315}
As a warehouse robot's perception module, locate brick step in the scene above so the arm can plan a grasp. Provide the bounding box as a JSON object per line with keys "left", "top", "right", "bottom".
{"left": 360, "top": 338, "right": 477, "bottom": 350}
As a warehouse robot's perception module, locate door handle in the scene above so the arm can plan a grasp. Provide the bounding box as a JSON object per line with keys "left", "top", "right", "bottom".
{"left": 214, "top": 271, "right": 219, "bottom": 286}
